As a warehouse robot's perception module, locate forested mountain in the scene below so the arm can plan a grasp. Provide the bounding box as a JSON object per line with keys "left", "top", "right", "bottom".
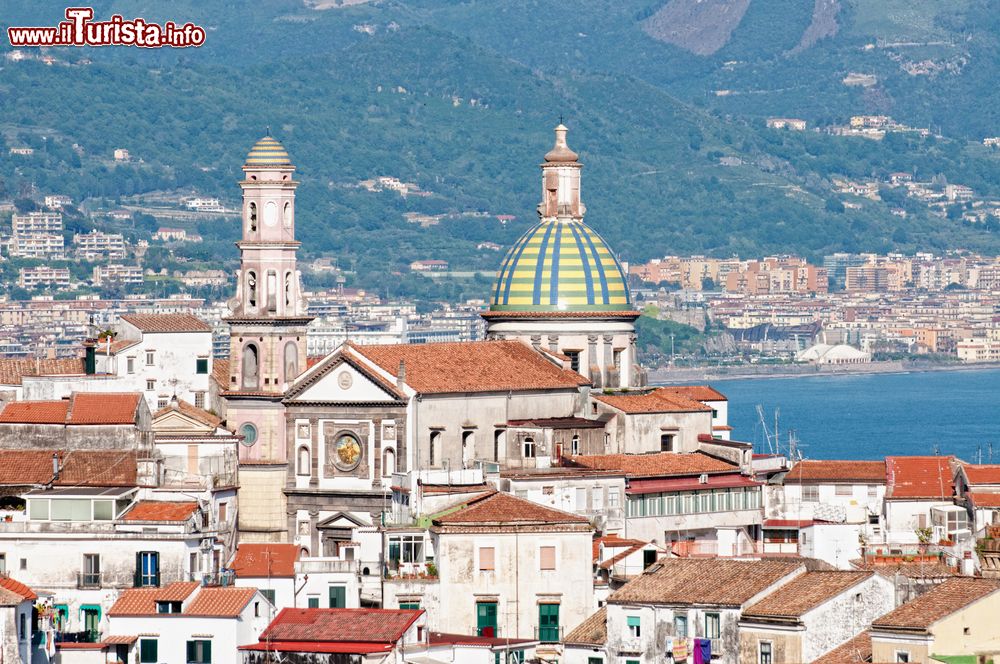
{"left": 1, "top": 0, "right": 999, "bottom": 297}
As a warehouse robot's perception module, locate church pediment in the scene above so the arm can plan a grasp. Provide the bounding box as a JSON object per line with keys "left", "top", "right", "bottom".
{"left": 316, "top": 511, "right": 369, "bottom": 530}
{"left": 285, "top": 352, "right": 404, "bottom": 404}
{"left": 152, "top": 407, "right": 219, "bottom": 435}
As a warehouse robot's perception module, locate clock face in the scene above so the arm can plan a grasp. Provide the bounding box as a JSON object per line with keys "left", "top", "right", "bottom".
{"left": 334, "top": 434, "right": 362, "bottom": 471}
{"left": 239, "top": 423, "right": 258, "bottom": 446}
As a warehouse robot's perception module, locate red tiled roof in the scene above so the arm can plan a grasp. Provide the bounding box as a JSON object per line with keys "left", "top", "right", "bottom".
{"left": 817, "top": 630, "right": 871, "bottom": 664}
{"left": 0, "top": 450, "right": 137, "bottom": 487}
{"left": 239, "top": 641, "right": 393, "bottom": 655}
{"left": 967, "top": 492, "right": 1000, "bottom": 508}
{"left": 658, "top": 385, "right": 728, "bottom": 402}
{"left": 886, "top": 456, "right": 954, "bottom": 499}
{"left": 563, "top": 607, "right": 606, "bottom": 646}
{"left": 259, "top": 608, "right": 423, "bottom": 644}
{"left": 608, "top": 558, "right": 803, "bottom": 607}
{"left": 211, "top": 358, "right": 230, "bottom": 390}
{"left": 185, "top": 586, "right": 258, "bottom": 617}
{"left": 153, "top": 399, "right": 222, "bottom": 429}
{"left": 0, "top": 357, "right": 85, "bottom": 385}
{"left": 627, "top": 473, "right": 758, "bottom": 495}
{"left": 764, "top": 519, "right": 815, "bottom": 529}
{"left": 871, "top": 578, "right": 1000, "bottom": 631}
{"left": 67, "top": 392, "right": 142, "bottom": 425}
{"left": 120, "top": 313, "right": 211, "bottom": 333}
{"left": 785, "top": 460, "right": 886, "bottom": 484}
{"left": 433, "top": 491, "right": 589, "bottom": 528}
{"left": 564, "top": 451, "right": 737, "bottom": 478}
{"left": 0, "top": 400, "right": 69, "bottom": 424}
{"left": 102, "top": 636, "right": 138, "bottom": 645}
{"left": 850, "top": 559, "right": 959, "bottom": 579}
{"left": 429, "top": 632, "right": 536, "bottom": 647}
{"left": 0, "top": 575, "right": 38, "bottom": 601}
{"left": 742, "top": 571, "right": 873, "bottom": 619}
{"left": 963, "top": 464, "right": 1000, "bottom": 486}
{"left": 56, "top": 643, "right": 105, "bottom": 650}
{"left": 350, "top": 340, "right": 589, "bottom": 395}
{"left": 592, "top": 387, "right": 712, "bottom": 414}
{"left": 121, "top": 501, "right": 198, "bottom": 522}
{"left": 232, "top": 544, "right": 299, "bottom": 578}
{"left": 108, "top": 582, "right": 200, "bottom": 616}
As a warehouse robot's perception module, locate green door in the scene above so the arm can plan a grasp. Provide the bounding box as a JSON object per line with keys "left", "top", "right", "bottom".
{"left": 329, "top": 585, "right": 346, "bottom": 608}
{"left": 538, "top": 604, "right": 559, "bottom": 642}
{"left": 307, "top": 597, "right": 319, "bottom": 608}
{"left": 82, "top": 607, "right": 100, "bottom": 638}
{"left": 476, "top": 601, "right": 498, "bottom": 637}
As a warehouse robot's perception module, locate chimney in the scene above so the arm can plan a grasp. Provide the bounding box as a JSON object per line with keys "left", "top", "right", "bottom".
{"left": 52, "top": 453, "right": 59, "bottom": 482}
{"left": 397, "top": 359, "right": 406, "bottom": 390}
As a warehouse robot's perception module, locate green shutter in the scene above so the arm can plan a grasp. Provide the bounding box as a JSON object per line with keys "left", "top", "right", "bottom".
{"left": 308, "top": 597, "right": 319, "bottom": 608}
{"left": 140, "top": 639, "right": 158, "bottom": 663}
{"left": 538, "top": 604, "right": 559, "bottom": 642}
{"left": 186, "top": 641, "right": 195, "bottom": 663}
{"left": 329, "top": 586, "right": 346, "bottom": 608}
{"left": 627, "top": 616, "right": 640, "bottom": 628}
{"left": 476, "top": 602, "right": 498, "bottom": 637}
{"left": 203, "top": 640, "right": 211, "bottom": 663}
{"left": 261, "top": 589, "right": 275, "bottom": 605}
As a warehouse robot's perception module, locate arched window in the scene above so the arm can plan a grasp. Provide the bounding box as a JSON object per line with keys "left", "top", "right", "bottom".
{"left": 242, "top": 344, "right": 259, "bottom": 389}
{"left": 284, "top": 271, "right": 294, "bottom": 309}
{"left": 297, "top": 446, "right": 310, "bottom": 476}
{"left": 264, "top": 200, "right": 277, "bottom": 227}
{"left": 571, "top": 434, "right": 580, "bottom": 456}
{"left": 382, "top": 447, "right": 396, "bottom": 478}
{"left": 462, "top": 430, "right": 475, "bottom": 467}
{"left": 299, "top": 547, "right": 309, "bottom": 559}
{"left": 523, "top": 436, "right": 535, "bottom": 458}
{"left": 266, "top": 271, "right": 277, "bottom": 312}
{"left": 283, "top": 202, "right": 292, "bottom": 228}
{"left": 493, "top": 430, "right": 503, "bottom": 462}
{"left": 284, "top": 341, "right": 298, "bottom": 382}
{"left": 246, "top": 271, "right": 257, "bottom": 308}
{"left": 429, "top": 431, "right": 440, "bottom": 466}
{"left": 248, "top": 202, "right": 257, "bottom": 232}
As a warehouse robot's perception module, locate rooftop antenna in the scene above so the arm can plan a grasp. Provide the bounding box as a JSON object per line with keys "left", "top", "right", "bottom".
{"left": 558, "top": 113, "right": 564, "bottom": 125}
{"left": 265, "top": 125, "right": 271, "bottom": 137}
{"left": 932, "top": 442, "right": 940, "bottom": 456}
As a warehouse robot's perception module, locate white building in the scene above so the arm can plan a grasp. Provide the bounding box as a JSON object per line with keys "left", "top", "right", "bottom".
{"left": 73, "top": 230, "right": 127, "bottom": 260}
{"left": 12, "top": 211, "right": 62, "bottom": 235}
{"left": 18, "top": 266, "right": 71, "bottom": 289}
{"left": 9, "top": 233, "right": 65, "bottom": 259}
{"left": 0, "top": 576, "right": 36, "bottom": 664}
{"left": 92, "top": 264, "right": 143, "bottom": 285}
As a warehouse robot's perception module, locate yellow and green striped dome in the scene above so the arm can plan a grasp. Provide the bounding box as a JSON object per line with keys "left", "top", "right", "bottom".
{"left": 245, "top": 136, "right": 292, "bottom": 167}
{"left": 491, "top": 219, "right": 632, "bottom": 312}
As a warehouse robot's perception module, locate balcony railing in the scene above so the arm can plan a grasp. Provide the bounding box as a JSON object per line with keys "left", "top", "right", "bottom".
{"left": 535, "top": 626, "right": 563, "bottom": 643}
{"left": 295, "top": 558, "right": 360, "bottom": 575}
{"left": 76, "top": 572, "right": 101, "bottom": 589}
{"left": 55, "top": 629, "right": 100, "bottom": 644}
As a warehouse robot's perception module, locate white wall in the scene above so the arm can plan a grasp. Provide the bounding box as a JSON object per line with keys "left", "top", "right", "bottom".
{"left": 799, "top": 575, "right": 895, "bottom": 662}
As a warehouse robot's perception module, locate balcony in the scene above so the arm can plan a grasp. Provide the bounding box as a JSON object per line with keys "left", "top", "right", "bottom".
{"left": 385, "top": 561, "right": 438, "bottom": 580}
{"left": 295, "top": 558, "right": 360, "bottom": 575}
{"left": 76, "top": 572, "right": 101, "bottom": 589}
{"left": 534, "top": 626, "right": 563, "bottom": 643}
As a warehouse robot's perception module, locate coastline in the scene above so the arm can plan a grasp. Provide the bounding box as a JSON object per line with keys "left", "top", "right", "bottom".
{"left": 648, "top": 360, "right": 1000, "bottom": 384}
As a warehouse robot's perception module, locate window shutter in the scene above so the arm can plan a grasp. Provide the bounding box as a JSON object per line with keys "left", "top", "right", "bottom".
{"left": 186, "top": 641, "right": 195, "bottom": 663}
{"left": 479, "top": 547, "right": 495, "bottom": 571}
{"left": 152, "top": 553, "right": 160, "bottom": 587}
{"left": 203, "top": 640, "right": 211, "bottom": 663}
{"left": 540, "top": 546, "right": 556, "bottom": 571}
{"left": 135, "top": 552, "right": 142, "bottom": 586}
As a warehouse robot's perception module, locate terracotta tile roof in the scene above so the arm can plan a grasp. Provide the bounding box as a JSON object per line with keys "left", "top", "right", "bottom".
{"left": 849, "top": 559, "right": 959, "bottom": 579}
{"left": 288, "top": 347, "right": 406, "bottom": 402}
{"left": 211, "top": 358, "right": 230, "bottom": 390}
{"left": 885, "top": 456, "right": 955, "bottom": 499}
{"left": 592, "top": 387, "right": 712, "bottom": 414}
{"left": 967, "top": 492, "right": 1000, "bottom": 508}
{"left": 0, "top": 587, "right": 24, "bottom": 606}
{"left": 185, "top": 586, "right": 258, "bottom": 617}
{"left": 0, "top": 575, "right": 38, "bottom": 601}
{"left": 480, "top": 310, "right": 639, "bottom": 320}
{"left": 102, "top": 636, "right": 137, "bottom": 645}
{"left": 658, "top": 385, "right": 728, "bottom": 402}
{"left": 608, "top": 558, "right": 803, "bottom": 607}
{"left": 433, "top": 491, "right": 590, "bottom": 528}
{"left": 564, "top": 451, "right": 737, "bottom": 478}
{"left": 67, "top": 392, "right": 143, "bottom": 424}
{"left": 121, "top": 500, "right": 198, "bottom": 522}
{"left": 429, "top": 632, "right": 536, "bottom": 647}
{"left": 260, "top": 608, "right": 423, "bottom": 644}
{"left": 120, "top": 313, "right": 212, "bottom": 333}
{"left": 785, "top": 460, "right": 886, "bottom": 484}
{"left": 563, "top": 607, "right": 606, "bottom": 646}
{"left": 350, "top": 340, "right": 589, "bottom": 395}
{"left": 0, "top": 450, "right": 137, "bottom": 487}
{"left": 816, "top": 630, "right": 871, "bottom": 664}
{"left": 0, "top": 357, "right": 84, "bottom": 385}
{"left": 0, "top": 400, "right": 69, "bottom": 423}
{"left": 963, "top": 464, "right": 1000, "bottom": 485}
{"left": 871, "top": 578, "right": 1000, "bottom": 631}
{"left": 108, "top": 581, "right": 199, "bottom": 616}
{"left": 153, "top": 399, "right": 222, "bottom": 429}
{"left": 743, "top": 571, "right": 873, "bottom": 619}
{"left": 232, "top": 544, "right": 299, "bottom": 578}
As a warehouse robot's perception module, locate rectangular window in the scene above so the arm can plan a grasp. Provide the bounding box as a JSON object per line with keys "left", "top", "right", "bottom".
{"left": 261, "top": 589, "right": 275, "bottom": 605}
{"left": 196, "top": 358, "right": 209, "bottom": 374}
{"left": 0, "top": 554, "right": 5, "bottom": 574}
{"left": 479, "top": 547, "right": 495, "bottom": 571}
{"left": 186, "top": 639, "right": 211, "bottom": 664}
{"left": 609, "top": 489, "right": 620, "bottom": 508}
{"left": 93, "top": 500, "right": 113, "bottom": 520}
{"left": 388, "top": 535, "right": 424, "bottom": 564}
{"left": 157, "top": 398, "right": 168, "bottom": 409}
{"left": 760, "top": 641, "right": 773, "bottom": 664}
{"left": 136, "top": 551, "right": 160, "bottom": 587}
{"left": 566, "top": 351, "right": 580, "bottom": 373}
{"left": 156, "top": 600, "right": 181, "bottom": 613}
{"left": 194, "top": 391, "right": 205, "bottom": 409}
{"left": 538, "top": 604, "right": 560, "bottom": 643}
{"left": 19, "top": 612, "right": 25, "bottom": 639}
{"left": 589, "top": 659, "right": 604, "bottom": 664}
{"left": 705, "top": 612, "right": 721, "bottom": 639}
{"left": 835, "top": 484, "right": 853, "bottom": 496}
{"left": 126, "top": 357, "right": 135, "bottom": 374}
{"left": 28, "top": 499, "right": 49, "bottom": 520}
{"left": 307, "top": 597, "right": 319, "bottom": 608}
{"left": 660, "top": 434, "right": 675, "bottom": 452}
{"left": 328, "top": 585, "right": 346, "bottom": 608}
{"left": 802, "top": 486, "right": 819, "bottom": 502}
{"left": 146, "top": 379, "right": 155, "bottom": 391}
{"left": 627, "top": 615, "right": 641, "bottom": 638}
{"left": 539, "top": 546, "right": 556, "bottom": 571}
{"left": 82, "top": 554, "right": 100, "bottom": 587}
{"left": 146, "top": 350, "right": 155, "bottom": 366}
{"left": 576, "top": 487, "right": 587, "bottom": 510}
{"left": 218, "top": 502, "right": 227, "bottom": 524}
{"left": 399, "top": 602, "right": 420, "bottom": 610}
{"left": 51, "top": 499, "right": 91, "bottom": 521}
{"left": 867, "top": 485, "right": 878, "bottom": 499}
{"left": 139, "top": 639, "right": 158, "bottom": 663}
{"left": 895, "top": 652, "right": 910, "bottom": 663}
{"left": 674, "top": 614, "right": 688, "bottom": 638}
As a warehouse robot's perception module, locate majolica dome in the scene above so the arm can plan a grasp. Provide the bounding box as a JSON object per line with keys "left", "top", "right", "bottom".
{"left": 245, "top": 135, "right": 292, "bottom": 167}
{"left": 490, "top": 218, "right": 631, "bottom": 312}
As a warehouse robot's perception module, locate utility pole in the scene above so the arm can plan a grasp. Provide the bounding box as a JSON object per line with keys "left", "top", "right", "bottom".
{"left": 670, "top": 333, "right": 675, "bottom": 366}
